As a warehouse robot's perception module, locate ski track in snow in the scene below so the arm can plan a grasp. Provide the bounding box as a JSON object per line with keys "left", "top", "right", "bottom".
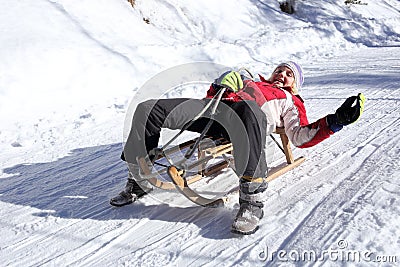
{"left": 1, "top": 50, "right": 399, "bottom": 267}
{"left": 2, "top": 48, "right": 400, "bottom": 267}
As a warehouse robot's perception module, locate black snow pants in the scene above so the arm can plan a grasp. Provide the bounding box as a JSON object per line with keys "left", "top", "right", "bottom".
{"left": 123, "top": 98, "right": 268, "bottom": 178}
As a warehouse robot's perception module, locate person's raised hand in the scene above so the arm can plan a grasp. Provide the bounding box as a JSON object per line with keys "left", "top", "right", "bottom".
{"left": 327, "top": 93, "right": 365, "bottom": 132}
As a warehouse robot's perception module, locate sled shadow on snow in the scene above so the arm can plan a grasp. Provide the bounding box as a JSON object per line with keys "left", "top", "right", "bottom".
{"left": 0, "top": 143, "right": 235, "bottom": 240}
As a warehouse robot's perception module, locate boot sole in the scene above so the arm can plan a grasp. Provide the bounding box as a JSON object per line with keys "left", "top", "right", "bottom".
{"left": 109, "top": 189, "right": 152, "bottom": 207}
{"left": 231, "top": 225, "right": 259, "bottom": 235}
{"left": 109, "top": 199, "right": 134, "bottom": 207}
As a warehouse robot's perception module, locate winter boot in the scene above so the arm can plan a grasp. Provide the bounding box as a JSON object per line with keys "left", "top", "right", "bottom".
{"left": 110, "top": 164, "right": 153, "bottom": 207}
{"left": 231, "top": 177, "right": 268, "bottom": 235}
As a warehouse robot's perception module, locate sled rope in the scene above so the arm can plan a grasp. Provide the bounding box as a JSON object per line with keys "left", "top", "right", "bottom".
{"left": 182, "top": 86, "right": 226, "bottom": 161}
{"left": 238, "top": 67, "right": 255, "bottom": 81}
{"left": 269, "top": 133, "right": 285, "bottom": 154}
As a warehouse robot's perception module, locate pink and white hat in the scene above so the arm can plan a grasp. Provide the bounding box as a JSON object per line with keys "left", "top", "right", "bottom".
{"left": 275, "top": 61, "right": 304, "bottom": 93}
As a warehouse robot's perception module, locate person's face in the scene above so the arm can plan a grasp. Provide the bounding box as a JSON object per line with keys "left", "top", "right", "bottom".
{"left": 270, "top": 66, "right": 295, "bottom": 88}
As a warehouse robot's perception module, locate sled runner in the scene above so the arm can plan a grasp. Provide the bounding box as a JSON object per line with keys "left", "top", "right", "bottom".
{"left": 138, "top": 127, "right": 305, "bottom": 207}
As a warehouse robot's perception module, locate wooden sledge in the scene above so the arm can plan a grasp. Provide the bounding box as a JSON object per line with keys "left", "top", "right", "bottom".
{"left": 138, "top": 127, "right": 305, "bottom": 207}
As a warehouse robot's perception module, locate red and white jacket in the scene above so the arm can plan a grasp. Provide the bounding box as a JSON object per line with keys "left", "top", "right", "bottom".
{"left": 206, "top": 78, "right": 334, "bottom": 148}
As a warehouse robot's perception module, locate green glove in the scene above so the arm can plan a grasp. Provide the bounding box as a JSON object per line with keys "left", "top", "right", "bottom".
{"left": 215, "top": 71, "right": 244, "bottom": 92}
{"left": 336, "top": 93, "right": 365, "bottom": 125}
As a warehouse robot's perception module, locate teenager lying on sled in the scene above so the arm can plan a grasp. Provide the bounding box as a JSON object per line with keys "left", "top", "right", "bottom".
{"left": 110, "top": 61, "right": 365, "bottom": 235}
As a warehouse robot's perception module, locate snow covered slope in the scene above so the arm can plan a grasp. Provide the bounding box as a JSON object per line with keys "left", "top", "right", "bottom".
{"left": 0, "top": 0, "right": 399, "bottom": 265}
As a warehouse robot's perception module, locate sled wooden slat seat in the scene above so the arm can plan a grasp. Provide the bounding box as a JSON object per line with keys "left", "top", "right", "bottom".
{"left": 198, "top": 127, "right": 306, "bottom": 182}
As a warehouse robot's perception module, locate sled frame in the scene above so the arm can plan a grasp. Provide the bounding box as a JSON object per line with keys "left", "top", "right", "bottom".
{"left": 138, "top": 127, "right": 305, "bottom": 207}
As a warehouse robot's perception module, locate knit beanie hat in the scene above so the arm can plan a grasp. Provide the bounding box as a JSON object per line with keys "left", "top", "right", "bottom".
{"left": 275, "top": 61, "right": 304, "bottom": 94}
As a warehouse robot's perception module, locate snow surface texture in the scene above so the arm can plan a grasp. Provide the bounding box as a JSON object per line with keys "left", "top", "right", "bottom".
{"left": 1, "top": 0, "right": 399, "bottom": 266}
